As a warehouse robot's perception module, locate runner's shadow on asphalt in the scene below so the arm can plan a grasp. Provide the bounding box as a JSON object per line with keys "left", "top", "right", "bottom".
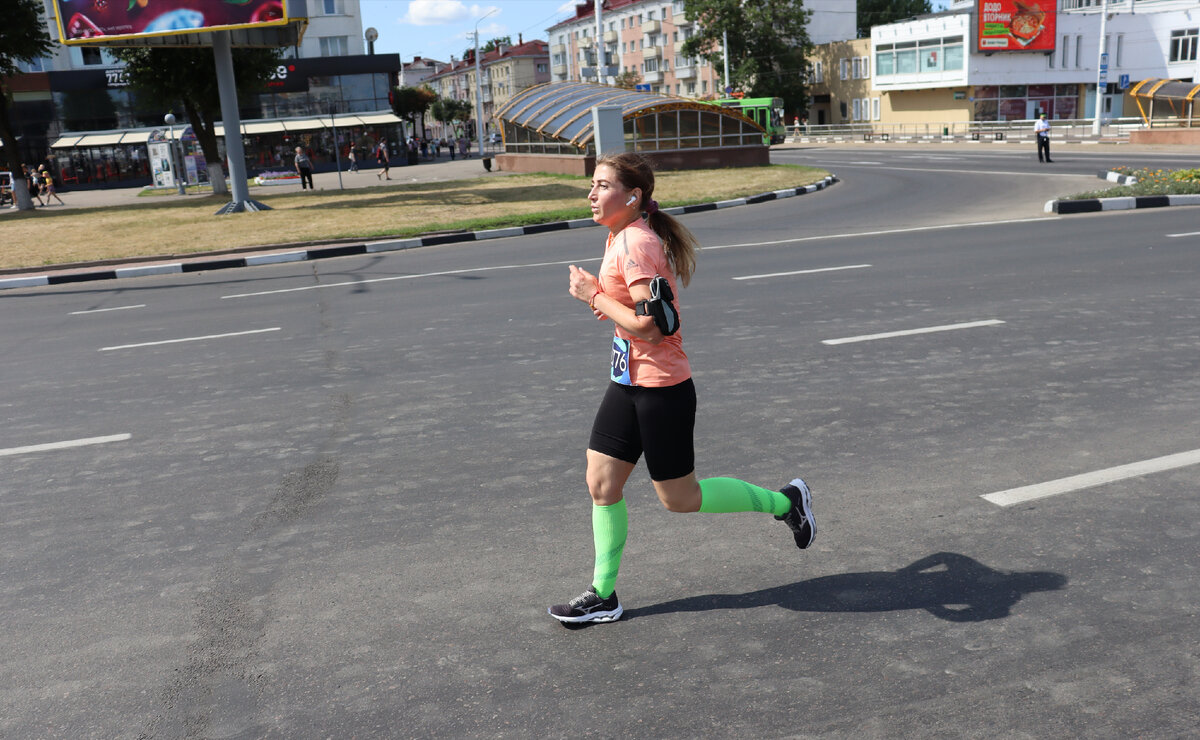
{"left": 624, "top": 552, "right": 1067, "bottom": 624}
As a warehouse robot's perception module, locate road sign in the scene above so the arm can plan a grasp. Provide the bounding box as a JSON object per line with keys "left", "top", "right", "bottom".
{"left": 635, "top": 83, "right": 651, "bottom": 92}
{"left": 1119, "top": 73, "right": 1130, "bottom": 90}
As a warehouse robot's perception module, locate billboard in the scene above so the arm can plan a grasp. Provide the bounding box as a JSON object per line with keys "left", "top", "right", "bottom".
{"left": 52, "top": 0, "right": 294, "bottom": 44}
{"left": 977, "top": 1, "right": 1057, "bottom": 53}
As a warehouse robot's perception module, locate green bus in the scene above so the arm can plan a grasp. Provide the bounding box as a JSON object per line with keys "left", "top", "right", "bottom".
{"left": 711, "top": 97, "right": 787, "bottom": 144}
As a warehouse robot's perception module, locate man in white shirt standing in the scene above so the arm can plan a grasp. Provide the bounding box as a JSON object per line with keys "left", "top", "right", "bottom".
{"left": 1034, "top": 113, "right": 1053, "bottom": 163}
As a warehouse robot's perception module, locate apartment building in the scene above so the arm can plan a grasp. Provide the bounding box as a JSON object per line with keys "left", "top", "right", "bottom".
{"left": 424, "top": 39, "right": 551, "bottom": 138}
{"left": 808, "top": 0, "right": 1200, "bottom": 128}
{"left": 546, "top": 0, "right": 855, "bottom": 99}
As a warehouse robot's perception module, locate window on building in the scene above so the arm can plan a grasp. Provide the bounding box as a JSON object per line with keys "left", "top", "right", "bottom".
{"left": 944, "top": 37, "right": 963, "bottom": 70}
{"left": 840, "top": 58, "right": 850, "bottom": 80}
{"left": 322, "top": 0, "right": 345, "bottom": 14}
{"left": 872, "top": 97, "right": 881, "bottom": 121}
{"left": 1061, "top": 35, "right": 1069, "bottom": 67}
{"left": 1075, "top": 35, "right": 1083, "bottom": 67}
{"left": 81, "top": 46, "right": 103, "bottom": 65}
{"left": 1170, "top": 28, "right": 1199, "bottom": 62}
{"left": 896, "top": 42, "right": 917, "bottom": 74}
{"left": 852, "top": 98, "right": 861, "bottom": 121}
{"left": 876, "top": 44, "right": 894, "bottom": 76}
{"left": 814, "top": 60, "right": 823, "bottom": 83}
{"left": 852, "top": 57, "right": 861, "bottom": 78}
{"left": 1116, "top": 34, "right": 1124, "bottom": 66}
{"left": 319, "top": 36, "right": 349, "bottom": 56}
{"left": 860, "top": 55, "right": 870, "bottom": 78}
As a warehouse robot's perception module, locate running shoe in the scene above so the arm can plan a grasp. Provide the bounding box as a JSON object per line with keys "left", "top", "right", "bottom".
{"left": 548, "top": 586, "right": 623, "bottom": 624}
{"left": 776, "top": 478, "right": 816, "bottom": 549}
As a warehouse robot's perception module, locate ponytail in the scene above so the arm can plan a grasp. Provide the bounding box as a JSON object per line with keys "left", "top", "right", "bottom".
{"left": 595, "top": 152, "right": 698, "bottom": 287}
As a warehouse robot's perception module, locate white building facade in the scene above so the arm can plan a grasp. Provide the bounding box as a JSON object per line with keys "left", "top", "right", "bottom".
{"left": 811, "top": 0, "right": 1200, "bottom": 127}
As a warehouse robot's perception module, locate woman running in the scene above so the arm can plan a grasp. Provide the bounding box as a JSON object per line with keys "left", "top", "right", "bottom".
{"left": 549, "top": 152, "right": 816, "bottom": 625}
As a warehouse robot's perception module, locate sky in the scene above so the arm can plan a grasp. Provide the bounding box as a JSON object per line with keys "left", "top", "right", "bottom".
{"left": 357, "top": 0, "right": 953, "bottom": 64}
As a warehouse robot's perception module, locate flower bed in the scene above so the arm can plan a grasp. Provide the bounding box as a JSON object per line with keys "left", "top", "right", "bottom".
{"left": 1066, "top": 166, "right": 1200, "bottom": 200}
{"left": 254, "top": 171, "right": 300, "bottom": 186}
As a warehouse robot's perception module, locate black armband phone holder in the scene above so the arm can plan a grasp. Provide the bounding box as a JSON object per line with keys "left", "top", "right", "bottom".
{"left": 634, "top": 275, "right": 679, "bottom": 336}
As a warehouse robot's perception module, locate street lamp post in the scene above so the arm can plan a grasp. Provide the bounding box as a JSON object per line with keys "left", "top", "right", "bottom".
{"left": 474, "top": 8, "right": 498, "bottom": 161}
{"left": 163, "top": 112, "right": 187, "bottom": 196}
{"left": 1092, "top": 0, "right": 1110, "bottom": 136}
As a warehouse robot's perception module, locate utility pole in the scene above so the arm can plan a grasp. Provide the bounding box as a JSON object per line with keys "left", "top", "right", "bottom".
{"left": 1091, "top": 0, "right": 1109, "bottom": 136}
{"left": 595, "top": 0, "right": 604, "bottom": 83}
{"left": 474, "top": 8, "right": 498, "bottom": 160}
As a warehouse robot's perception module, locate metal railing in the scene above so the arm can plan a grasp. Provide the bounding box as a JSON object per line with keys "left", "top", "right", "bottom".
{"left": 786, "top": 117, "right": 1174, "bottom": 143}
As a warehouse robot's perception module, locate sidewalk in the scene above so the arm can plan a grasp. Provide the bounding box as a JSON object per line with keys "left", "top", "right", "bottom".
{"left": 2, "top": 152, "right": 507, "bottom": 213}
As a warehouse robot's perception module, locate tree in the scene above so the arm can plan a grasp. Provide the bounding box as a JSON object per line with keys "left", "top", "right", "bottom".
{"left": 681, "top": 0, "right": 811, "bottom": 107}
{"left": 0, "top": 0, "right": 55, "bottom": 211}
{"left": 857, "top": 0, "right": 932, "bottom": 39}
{"left": 430, "top": 97, "right": 472, "bottom": 137}
{"left": 464, "top": 36, "right": 513, "bottom": 59}
{"left": 112, "top": 46, "right": 283, "bottom": 195}
{"left": 613, "top": 70, "right": 642, "bottom": 90}
{"left": 390, "top": 85, "right": 438, "bottom": 157}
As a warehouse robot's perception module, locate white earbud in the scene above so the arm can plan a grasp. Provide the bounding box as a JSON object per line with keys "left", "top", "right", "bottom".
{"left": 626, "top": 195, "right": 637, "bottom": 206}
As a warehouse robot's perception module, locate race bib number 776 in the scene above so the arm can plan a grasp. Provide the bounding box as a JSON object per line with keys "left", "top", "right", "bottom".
{"left": 610, "top": 336, "right": 631, "bottom": 385}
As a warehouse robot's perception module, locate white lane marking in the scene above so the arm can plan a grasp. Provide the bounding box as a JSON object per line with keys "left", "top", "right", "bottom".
{"left": 99, "top": 327, "right": 280, "bottom": 352}
{"left": 801, "top": 162, "right": 1088, "bottom": 178}
{"left": 1166, "top": 231, "right": 1200, "bottom": 238}
{"left": 0, "top": 433, "right": 131, "bottom": 457}
{"left": 223, "top": 216, "right": 1058, "bottom": 299}
{"left": 733, "top": 264, "right": 872, "bottom": 281}
{"left": 981, "top": 449, "right": 1200, "bottom": 507}
{"left": 70, "top": 305, "right": 146, "bottom": 315}
{"left": 703, "top": 216, "right": 1058, "bottom": 251}
{"left": 220, "top": 257, "right": 602, "bottom": 299}
{"left": 822, "top": 319, "right": 1005, "bottom": 346}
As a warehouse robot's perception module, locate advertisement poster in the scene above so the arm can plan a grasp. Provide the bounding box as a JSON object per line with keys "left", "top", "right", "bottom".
{"left": 53, "top": 0, "right": 288, "bottom": 43}
{"left": 977, "top": 1, "right": 1057, "bottom": 52}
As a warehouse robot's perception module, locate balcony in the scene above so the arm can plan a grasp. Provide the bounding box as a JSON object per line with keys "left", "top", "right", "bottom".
{"left": 604, "top": 30, "right": 617, "bottom": 43}
{"left": 552, "top": 63, "right": 567, "bottom": 76}
{"left": 673, "top": 12, "right": 691, "bottom": 26}
{"left": 642, "top": 46, "right": 662, "bottom": 61}
{"left": 643, "top": 20, "right": 660, "bottom": 34}
{"left": 551, "top": 43, "right": 566, "bottom": 55}
{"left": 674, "top": 66, "right": 696, "bottom": 80}
{"left": 642, "top": 70, "right": 663, "bottom": 84}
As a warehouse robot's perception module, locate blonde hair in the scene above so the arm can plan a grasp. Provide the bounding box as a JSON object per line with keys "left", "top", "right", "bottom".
{"left": 596, "top": 152, "right": 698, "bottom": 287}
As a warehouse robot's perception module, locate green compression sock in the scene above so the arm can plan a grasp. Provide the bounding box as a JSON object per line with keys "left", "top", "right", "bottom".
{"left": 698, "top": 477, "right": 791, "bottom": 517}
{"left": 591, "top": 499, "right": 628, "bottom": 599}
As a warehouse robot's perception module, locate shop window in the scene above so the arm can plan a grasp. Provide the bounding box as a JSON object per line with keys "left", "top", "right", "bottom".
{"left": 323, "top": 0, "right": 345, "bottom": 14}
{"left": 319, "top": 36, "right": 349, "bottom": 56}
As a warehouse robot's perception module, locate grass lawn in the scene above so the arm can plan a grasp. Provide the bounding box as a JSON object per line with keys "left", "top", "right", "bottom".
{"left": 1, "top": 165, "right": 828, "bottom": 271}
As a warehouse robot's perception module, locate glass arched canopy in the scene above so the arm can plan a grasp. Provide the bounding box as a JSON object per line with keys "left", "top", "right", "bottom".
{"left": 494, "top": 82, "right": 767, "bottom": 155}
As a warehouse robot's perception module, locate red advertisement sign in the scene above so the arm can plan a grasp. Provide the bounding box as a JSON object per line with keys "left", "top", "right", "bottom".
{"left": 53, "top": 0, "right": 288, "bottom": 43}
{"left": 976, "top": 1, "right": 1057, "bottom": 52}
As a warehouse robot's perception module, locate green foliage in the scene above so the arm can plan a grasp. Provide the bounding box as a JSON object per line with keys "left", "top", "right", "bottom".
{"left": 857, "top": 0, "right": 933, "bottom": 39}
{"left": 1066, "top": 167, "right": 1200, "bottom": 199}
{"left": 430, "top": 97, "right": 472, "bottom": 136}
{"left": 613, "top": 70, "right": 642, "bottom": 90}
{"left": 391, "top": 85, "right": 438, "bottom": 123}
{"left": 680, "top": 0, "right": 811, "bottom": 105}
{"left": 0, "top": 0, "right": 56, "bottom": 204}
{"left": 110, "top": 45, "right": 284, "bottom": 192}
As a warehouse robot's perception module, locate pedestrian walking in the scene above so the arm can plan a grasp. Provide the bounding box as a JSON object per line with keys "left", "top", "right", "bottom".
{"left": 294, "top": 146, "right": 314, "bottom": 189}
{"left": 22, "top": 165, "right": 45, "bottom": 206}
{"left": 1034, "top": 114, "right": 1053, "bottom": 163}
{"left": 448, "top": 137, "right": 456, "bottom": 161}
{"left": 348, "top": 148, "right": 358, "bottom": 172}
{"left": 38, "top": 165, "right": 64, "bottom": 205}
{"left": 549, "top": 152, "right": 817, "bottom": 625}
{"left": 376, "top": 139, "right": 391, "bottom": 180}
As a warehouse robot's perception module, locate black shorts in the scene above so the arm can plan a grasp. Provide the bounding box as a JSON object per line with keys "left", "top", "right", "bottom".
{"left": 588, "top": 378, "right": 696, "bottom": 481}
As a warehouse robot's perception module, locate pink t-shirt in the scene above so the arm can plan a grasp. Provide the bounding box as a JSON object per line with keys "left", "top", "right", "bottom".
{"left": 598, "top": 218, "right": 691, "bottom": 387}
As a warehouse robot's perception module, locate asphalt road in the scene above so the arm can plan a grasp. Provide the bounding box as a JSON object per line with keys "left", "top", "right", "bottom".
{"left": 3, "top": 145, "right": 1200, "bottom": 738}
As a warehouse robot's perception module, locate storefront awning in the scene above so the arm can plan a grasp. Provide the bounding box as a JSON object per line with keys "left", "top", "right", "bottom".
{"left": 50, "top": 135, "right": 84, "bottom": 148}
{"left": 353, "top": 112, "right": 402, "bottom": 125}
{"left": 243, "top": 121, "right": 287, "bottom": 134}
{"left": 282, "top": 117, "right": 327, "bottom": 132}
{"left": 121, "top": 131, "right": 152, "bottom": 144}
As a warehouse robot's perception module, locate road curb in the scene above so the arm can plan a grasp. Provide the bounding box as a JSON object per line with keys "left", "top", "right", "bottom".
{"left": 0, "top": 176, "right": 837, "bottom": 292}
{"left": 1045, "top": 192, "right": 1200, "bottom": 214}
{"left": 1098, "top": 170, "right": 1138, "bottom": 186}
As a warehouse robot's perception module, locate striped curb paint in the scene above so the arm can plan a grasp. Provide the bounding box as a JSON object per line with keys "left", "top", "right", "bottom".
{"left": 1045, "top": 192, "right": 1200, "bottom": 214}
{"left": 0, "top": 176, "right": 836, "bottom": 292}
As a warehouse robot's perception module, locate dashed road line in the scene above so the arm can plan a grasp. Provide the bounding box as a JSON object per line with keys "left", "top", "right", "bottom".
{"left": 982, "top": 448, "right": 1200, "bottom": 507}
{"left": 0, "top": 433, "right": 132, "bottom": 457}
{"left": 733, "top": 264, "right": 871, "bottom": 281}
{"left": 99, "top": 327, "right": 280, "bottom": 351}
{"left": 822, "top": 319, "right": 1005, "bottom": 346}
